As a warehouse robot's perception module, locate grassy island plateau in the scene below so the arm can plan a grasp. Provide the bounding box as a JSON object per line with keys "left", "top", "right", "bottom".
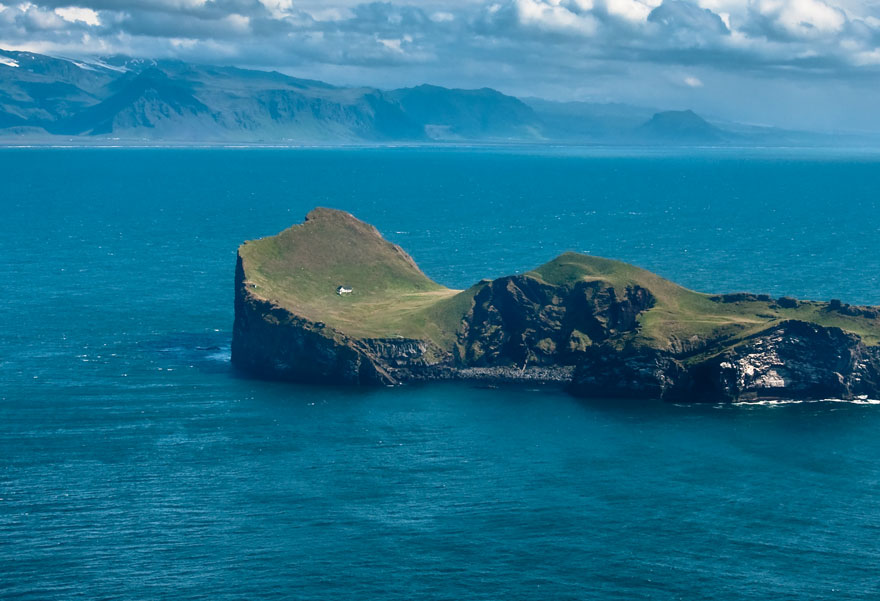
{"left": 233, "top": 208, "right": 880, "bottom": 403}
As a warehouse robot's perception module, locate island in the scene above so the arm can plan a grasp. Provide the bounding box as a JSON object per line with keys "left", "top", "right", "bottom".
{"left": 232, "top": 208, "right": 880, "bottom": 402}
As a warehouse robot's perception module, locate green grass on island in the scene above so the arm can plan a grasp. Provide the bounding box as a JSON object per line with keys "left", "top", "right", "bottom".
{"left": 238, "top": 207, "right": 477, "bottom": 346}
{"left": 239, "top": 208, "right": 880, "bottom": 350}
{"left": 529, "top": 252, "right": 880, "bottom": 349}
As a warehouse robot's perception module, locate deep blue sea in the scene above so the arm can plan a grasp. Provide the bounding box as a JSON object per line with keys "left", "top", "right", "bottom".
{"left": 3, "top": 147, "right": 880, "bottom": 600}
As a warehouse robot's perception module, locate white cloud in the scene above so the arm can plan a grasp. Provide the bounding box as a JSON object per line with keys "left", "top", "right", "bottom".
{"left": 3, "top": 0, "right": 880, "bottom": 103}
{"left": 852, "top": 48, "right": 880, "bottom": 65}
{"left": 309, "top": 7, "right": 352, "bottom": 21}
{"left": 752, "top": 0, "right": 847, "bottom": 38}
{"left": 223, "top": 13, "right": 250, "bottom": 32}
{"left": 684, "top": 75, "right": 703, "bottom": 86}
{"left": 378, "top": 37, "right": 404, "bottom": 52}
{"left": 169, "top": 37, "right": 198, "bottom": 48}
{"left": 259, "top": 0, "right": 293, "bottom": 19}
{"left": 23, "top": 4, "right": 65, "bottom": 29}
{"left": 602, "top": 0, "right": 659, "bottom": 23}
{"left": 54, "top": 6, "right": 100, "bottom": 26}
{"left": 514, "top": 0, "right": 599, "bottom": 34}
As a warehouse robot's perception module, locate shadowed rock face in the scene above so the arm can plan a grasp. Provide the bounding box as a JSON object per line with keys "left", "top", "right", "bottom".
{"left": 232, "top": 209, "right": 880, "bottom": 402}
{"left": 681, "top": 321, "right": 880, "bottom": 402}
{"left": 457, "top": 276, "right": 653, "bottom": 367}
{"left": 568, "top": 347, "right": 687, "bottom": 400}
{"left": 570, "top": 321, "right": 880, "bottom": 402}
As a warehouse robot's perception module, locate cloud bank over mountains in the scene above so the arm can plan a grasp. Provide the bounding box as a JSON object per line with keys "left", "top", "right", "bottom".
{"left": 2, "top": 0, "right": 880, "bottom": 130}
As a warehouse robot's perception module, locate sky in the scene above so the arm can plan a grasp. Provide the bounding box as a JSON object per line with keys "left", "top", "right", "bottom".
{"left": 2, "top": 0, "right": 880, "bottom": 132}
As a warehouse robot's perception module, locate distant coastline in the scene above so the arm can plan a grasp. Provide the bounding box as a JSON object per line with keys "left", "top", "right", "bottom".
{"left": 4, "top": 48, "right": 879, "bottom": 148}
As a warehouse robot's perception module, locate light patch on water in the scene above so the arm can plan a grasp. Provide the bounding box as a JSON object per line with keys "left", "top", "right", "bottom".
{"left": 0, "top": 55, "right": 19, "bottom": 68}
{"left": 206, "top": 346, "right": 231, "bottom": 363}
{"left": 206, "top": 352, "right": 230, "bottom": 363}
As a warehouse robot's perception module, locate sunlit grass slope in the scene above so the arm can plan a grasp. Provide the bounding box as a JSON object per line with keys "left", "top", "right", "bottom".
{"left": 238, "top": 208, "right": 474, "bottom": 344}
{"left": 529, "top": 252, "right": 880, "bottom": 349}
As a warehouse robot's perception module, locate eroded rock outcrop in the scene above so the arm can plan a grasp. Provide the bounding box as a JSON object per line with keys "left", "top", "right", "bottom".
{"left": 570, "top": 321, "right": 880, "bottom": 402}
{"left": 456, "top": 276, "right": 653, "bottom": 367}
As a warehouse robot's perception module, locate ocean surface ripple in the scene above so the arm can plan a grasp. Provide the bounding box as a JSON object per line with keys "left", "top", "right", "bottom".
{"left": 3, "top": 148, "right": 880, "bottom": 600}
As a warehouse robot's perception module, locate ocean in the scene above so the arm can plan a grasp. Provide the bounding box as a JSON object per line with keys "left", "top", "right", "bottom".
{"left": 2, "top": 147, "right": 880, "bottom": 599}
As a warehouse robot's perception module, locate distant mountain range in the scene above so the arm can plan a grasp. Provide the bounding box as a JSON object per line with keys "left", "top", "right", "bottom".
{"left": 0, "top": 48, "right": 873, "bottom": 146}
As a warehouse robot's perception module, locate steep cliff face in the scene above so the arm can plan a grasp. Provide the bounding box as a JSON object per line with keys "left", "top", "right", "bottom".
{"left": 679, "top": 321, "right": 880, "bottom": 402}
{"left": 570, "top": 321, "right": 880, "bottom": 402}
{"left": 567, "top": 347, "right": 686, "bottom": 400}
{"left": 232, "top": 254, "right": 363, "bottom": 383}
{"left": 457, "top": 276, "right": 653, "bottom": 366}
{"left": 232, "top": 209, "right": 880, "bottom": 402}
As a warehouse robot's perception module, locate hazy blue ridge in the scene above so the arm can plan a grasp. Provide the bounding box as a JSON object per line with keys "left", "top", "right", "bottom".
{"left": 635, "top": 109, "right": 730, "bottom": 144}
{"left": 388, "top": 84, "right": 543, "bottom": 140}
{"left": 1, "top": 47, "right": 878, "bottom": 146}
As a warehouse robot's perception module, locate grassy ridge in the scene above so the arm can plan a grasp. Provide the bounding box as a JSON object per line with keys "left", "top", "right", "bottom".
{"left": 240, "top": 210, "right": 880, "bottom": 351}
{"left": 530, "top": 252, "right": 880, "bottom": 349}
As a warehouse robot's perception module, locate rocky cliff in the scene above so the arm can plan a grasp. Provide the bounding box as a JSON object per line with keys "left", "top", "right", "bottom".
{"left": 570, "top": 321, "right": 880, "bottom": 402}
{"left": 232, "top": 209, "right": 880, "bottom": 402}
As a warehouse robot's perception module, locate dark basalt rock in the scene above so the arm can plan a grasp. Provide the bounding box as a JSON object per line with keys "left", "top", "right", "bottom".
{"left": 569, "top": 320, "right": 880, "bottom": 403}
{"left": 710, "top": 292, "right": 773, "bottom": 303}
{"left": 682, "top": 321, "right": 880, "bottom": 402}
{"left": 776, "top": 296, "right": 799, "bottom": 309}
{"left": 456, "top": 276, "right": 653, "bottom": 367}
{"left": 826, "top": 299, "right": 880, "bottom": 319}
{"left": 569, "top": 346, "right": 686, "bottom": 400}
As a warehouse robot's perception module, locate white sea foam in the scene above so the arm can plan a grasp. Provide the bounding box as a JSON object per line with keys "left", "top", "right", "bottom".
{"left": 732, "top": 397, "right": 880, "bottom": 407}
{"left": 206, "top": 346, "right": 232, "bottom": 363}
